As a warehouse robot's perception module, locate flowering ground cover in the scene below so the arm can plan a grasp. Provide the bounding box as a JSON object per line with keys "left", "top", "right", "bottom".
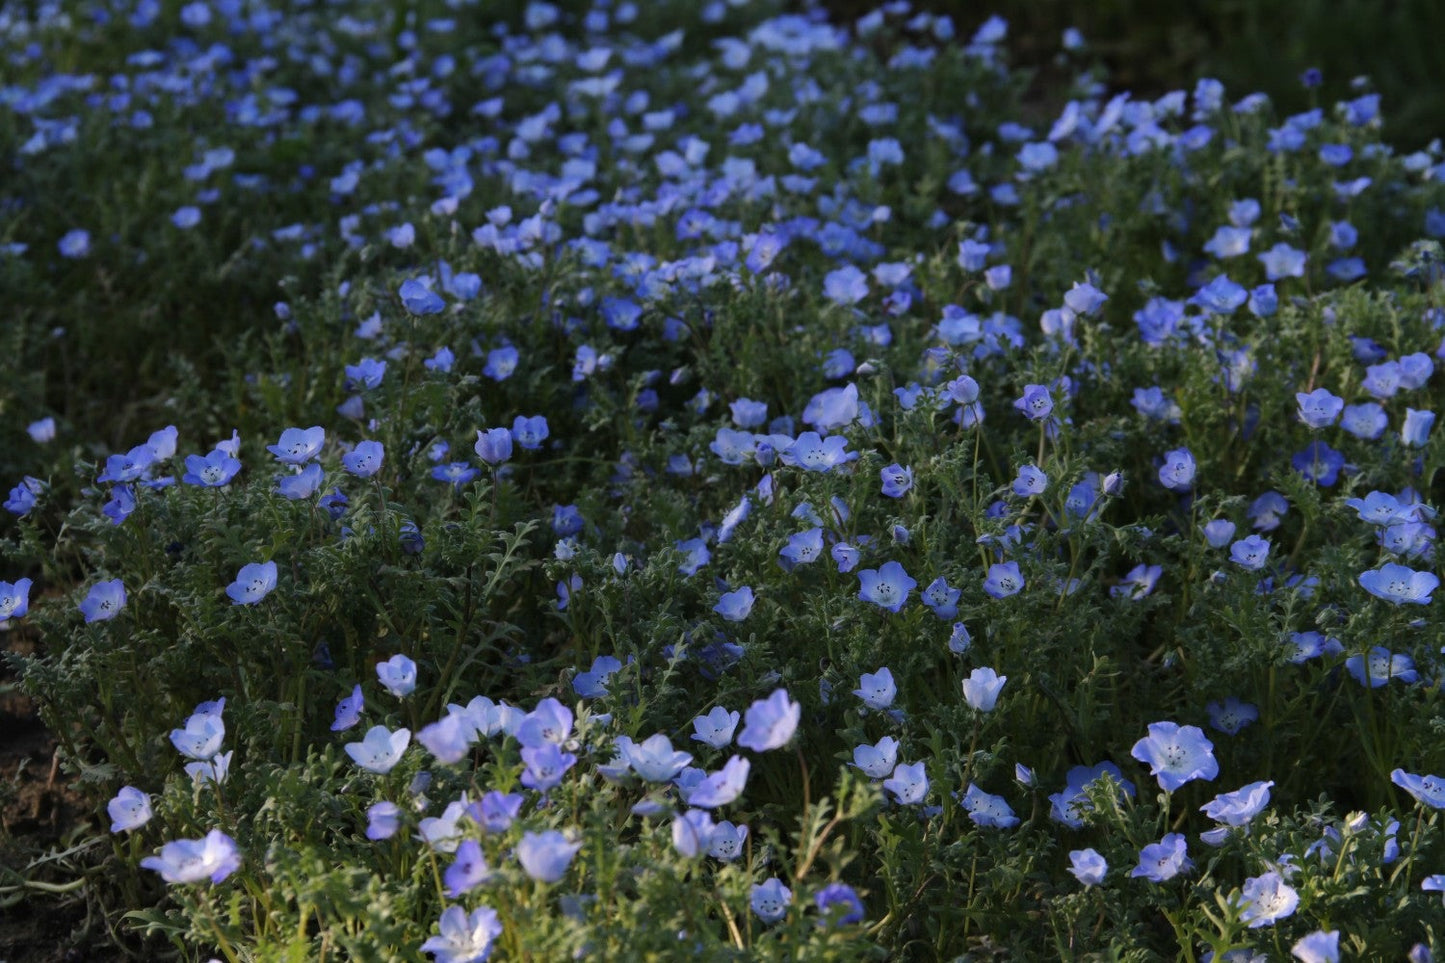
{"left": 3, "top": 0, "right": 1445, "bottom": 959}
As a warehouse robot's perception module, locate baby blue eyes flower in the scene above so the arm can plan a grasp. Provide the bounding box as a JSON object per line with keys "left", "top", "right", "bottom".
{"left": 182, "top": 449, "right": 241, "bottom": 487}
{"left": 169, "top": 709, "right": 227, "bottom": 760}
{"left": 922, "top": 578, "right": 960, "bottom": 619}
{"left": 785, "top": 432, "right": 853, "bottom": 472}
{"left": 5, "top": 477, "right": 44, "bottom": 515}
{"left": 1345, "top": 646, "right": 1418, "bottom": 687}
{"left": 79, "top": 578, "right": 126, "bottom": 623}
{"left": 267, "top": 426, "right": 325, "bottom": 464}
{"left": 851, "top": 736, "right": 899, "bottom": 778}
{"left": 713, "top": 586, "right": 755, "bottom": 621}
{"left": 671, "top": 809, "right": 715, "bottom": 858}
{"left": 1012, "top": 464, "right": 1047, "bottom": 496}
{"left": 474, "top": 427, "right": 514, "bottom": 465}
{"left": 226, "top": 561, "right": 276, "bottom": 605}
{"left": 342, "top": 440, "right": 384, "bottom": 478}
{"left": 853, "top": 667, "right": 897, "bottom": 710}
{"left": 1131, "top": 721, "right": 1218, "bottom": 791}
{"left": 0, "top": 578, "right": 33, "bottom": 620}
{"left": 1205, "top": 697, "right": 1258, "bottom": 735}
{"left": 1340, "top": 402, "right": 1388, "bottom": 439}
{"left": 58, "top": 229, "right": 91, "bottom": 258}
{"left": 962, "top": 667, "right": 1007, "bottom": 712}
{"left": 823, "top": 264, "right": 869, "bottom": 306}
{"left": 345, "top": 725, "right": 410, "bottom": 774}
{"left": 857, "top": 561, "right": 916, "bottom": 612}
{"left": 432, "top": 463, "right": 478, "bottom": 487}
{"left": 399, "top": 278, "right": 445, "bottom": 314}
{"left": 1358, "top": 562, "right": 1438, "bottom": 604}
{"left": 618, "top": 734, "right": 693, "bottom": 782}
{"left": 1157, "top": 448, "right": 1196, "bottom": 492}
{"left": 1402, "top": 408, "right": 1436, "bottom": 447}
{"left": 814, "top": 882, "right": 865, "bottom": 926}
{"left": 1392, "top": 769, "right": 1445, "bottom": 809}
{"left": 737, "top": 689, "right": 800, "bottom": 752}
{"left": 961, "top": 783, "right": 1018, "bottom": 828}
{"left": 344, "top": 357, "right": 387, "bottom": 392}
{"left": 511, "top": 415, "right": 549, "bottom": 451}
{"left": 884, "top": 761, "right": 929, "bottom": 805}
{"left": 171, "top": 205, "right": 201, "bottom": 229}
{"left": 107, "top": 786, "right": 153, "bottom": 833}
{"left": 276, "top": 462, "right": 324, "bottom": 500}
{"left": 140, "top": 829, "right": 241, "bottom": 885}
{"left": 1013, "top": 384, "right": 1053, "bottom": 421}
{"left": 751, "top": 877, "right": 793, "bottom": 924}
{"left": 1229, "top": 535, "right": 1271, "bottom": 571}
{"left": 1201, "top": 780, "right": 1274, "bottom": 826}
{"left": 880, "top": 463, "right": 913, "bottom": 498}
{"left": 686, "top": 755, "right": 750, "bottom": 808}
{"left": 1292, "top": 930, "right": 1341, "bottom": 963}
{"left": 691, "top": 707, "right": 740, "bottom": 749}
{"left": 443, "top": 840, "right": 493, "bottom": 897}
{"left": 983, "top": 561, "right": 1024, "bottom": 599}
{"left": 1129, "top": 833, "right": 1191, "bottom": 882}
{"left": 1238, "top": 872, "right": 1299, "bottom": 928}
{"left": 331, "top": 684, "right": 364, "bottom": 731}
{"left": 1258, "top": 242, "right": 1307, "bottom": 280}
{"left": 1296, "top": 389, "right": 1344, "bottom": 428}
{"left": 377, "top": 654, "right": 418, "bottom": 697}
{"left": 1068, "top": 849, "right": 1107, "bottom": 886}
{"left": 420, "top": 905, "right": 503, "bottom": 963}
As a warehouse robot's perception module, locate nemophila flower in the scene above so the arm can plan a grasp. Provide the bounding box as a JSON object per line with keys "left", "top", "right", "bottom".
{"left": 103, "top": 485, "right": 136, "bottom": 527}
{"left": 1206, "top": 697, "right": 1258, "bottom": 735}
{"left": 1296, "top": 389, "right": 1344, "bottom": 428}
{"left": 1392, "top": 770, "right": 1445, "bottom": 809}
{"left": 1050, "top": 763, "right": 1136, "bottom": 828}
{"left": 1292, "top": 441, "right": 1345, "bottom": 486}
{"left": 1014, "top": 384, "right": 1053, "bottom": 421}
{"left": 1341, "top": 401, "right": 1388, "bottom": 440}
{"left": 831, "top": 542, "right": 860, "bottom": 573}
{"left": 342, "top": 440, "right": 384, "bottom": 478}
{"left": 1363, "top": 361, "right": 1402, "bottom": 399}
{"left": 511, "top": 415, "right": 549, "bottom": 451}
{"left": 1230, "top": 535, "right": 1271, "bottom": 571}
{"left": 880, "top": 463, "right": 914, "bottom": 498}
{"left": 268, "top": 427, "right": 325, "bottom": 465}
{"left": 1247, "top": 491, "right": 1289, "bottom": 531}
{"left": 1292, "top": 930, "right": 1340, "bottom": 963}
{"left": 815, "top": 882, "right": 865, "bottom": 926}
{"left": 181, "top": 449, "right": 241, "bottom": 487}
{"left": 5, "top": 476, "right": 44, "bottom": 515}
{"left": 1112, "top": 564, "right": 1162, "bottom": 600}
{"left": 619, "top": 734, "right": 692, "bottom": 782}
{"left": 824, "top": 265, "right": 869, "bottom": 306}
{"left": 713, "top": 587, "right": 755, "bottom": 622}
{"left": 784, "top": 432, "right": 853, "bottom": 472}
{"left": 1204, "top": 225, "right": 1252, "bottom": 259}
{"left": 469, "top": 427, "right": 513, "bottom": 467}
{"left": 442, "top": 839, "right": 493, "bottom": 897}
{"left": 79, "top": 578, "right": 126, "bottom": 623}
{"left": 962, "top": 667, "right": 1007, "bottom": 712}
{"left": 1131, "top": 722, "right": 1218, "bottom": 791}
{"left": 1069, "top": 849, "right": 1107, "bottom": 886}
{"left": 344, "top": 357, "right": 387, "bottom": 392}
{"left": 275, "top": 462, "right": 324, "bottom": 500}
{"left": 108, "top": 786, "right": 152, "bottom": 833}
{"left": 58, "top": 229, "right": 90, "bottom": 258}
{"left": 984, "top": 264, "right": 1012, "bottom": 290}
{"left": 1259, "top": 243, "right": 1307, "bottom": 280}
{"left": 573, "top": 654, "right": 623, "bottom": 699}
{"left": 854, "top": 667, "right": 897, "bottom": 710}
{"left": 98, "top": 445, "right": 156, "bottom": 484}
{"left": 676, "top": 538, "right": 711, "bottom": 576}
{"left": 921, "top": 577, "right": 960, "bottom": 619}
{"left": 1202, "top": 780, "right": 1274, "bottom": 828}
{"left": 707, "top": 820, "right": 749, "bottom": 862}
{"left": 432, "top": 462, "right": 478, "bottom": 487}
{"left": 983, "top": 561, "right": 1024, "bottom": 599}
{"left": 1063, "top": 281, "right": 1108, "bottom": 317}
{"left": 1233, "top": 872, "right": 1299, "bottom": 929}
{"left": 515, "top": 698, "right": 573, "bottom": 749}
{"left": 366, "top": 801, "right": 399, "bottom": 840}
{"left": 1287, "top": 631, "right": 1343, "bottom": 662}
{"left": 1403, "top": 408, "right": 1436, "bottom": 447}
{"left": 738, "top": 689, "right": 800, "bottom": 752}
{"left": 184, "top": 750, "right": 232, "bottom": 788}
{"left": 852, "top": 736, "right": 899, "bottom": 778}
{"left": 1359, "top": 562, "right": 1438, "bottom": 604}
{"left": 672, "top": 809, "right": 715, "bottom": 859}
{"left": 400, "top": 278, "right": 445, "bottom": 315}
{"left": 858, "top": 561, "right": 916, "bottom": 612}
{"left": 226, "top": 561, "right": 276, "bottom": 605}
{"left": 140, "top": 830, "right": 241, "bottom": 885}
{"left": 470, "top": 792, "right": 523, "bottom": 835}
{"left": 27, "top": 417, "right": 55, "bottom": 443}
{"left": 1158, "top": 448, "right": 1196, "bottom": 492}
{"left": 1192, "top": 274, "right": 1248, "bottom": 314}
{"left": 418, "top": 798, "right": 469, "bottom": 854}
{"left": 752, "top": 878, "right": 793, "bottom": 924}
{"left": 884, "top": 761, "right": 929, "bottom": 805}
{"left": 1198, "top": 520, "right": 1236, "bottom": 548}
{"left": 418, "top": 714, "right": 473, "bottom": 765}
{"left": 331, "top": 685, "right": 364, "bottom": 731}
{"left": 1012, "top": 464, "right": 1047, "bottom": 496}
{"left": 483, "top": 346, "right": 518, "bottom": 382}
{"left": 687, "top": 755, "right": 750, "bottom": 808}
{"left": 1249, "top": 283, "right": 1279, "bottom": 317}
{"left": 0, "top": 578, "right": 33, "bottom": 620}
{"left": 691, "top": 707, "right": 740, "bottom": 749}
{"left": 1399, "top": 352, "right": 1435, "bottom": 388}
{"left": 345, "top": 725, "right": 410, "bottom": 774}
{"left": 421, "top": 904, "right": 503, "bottom": 963}
{"left": 961, "top": 783, "right": 1018, "bottom": 828}
{"left": 1345, "top": 646, "right": 1418, "bottom": 687}
{"left": 1130, "top": 833, "right": 1191, "bottom": 882}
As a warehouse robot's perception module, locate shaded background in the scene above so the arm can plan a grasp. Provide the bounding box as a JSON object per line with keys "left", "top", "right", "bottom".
{"left": 815, "top": 0, "right": 1445, "bottom": 149}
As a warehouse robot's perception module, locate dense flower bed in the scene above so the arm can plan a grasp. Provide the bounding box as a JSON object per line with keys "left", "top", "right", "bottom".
{"left": 4, "top": 0, "right": 1445, "bottom": 959}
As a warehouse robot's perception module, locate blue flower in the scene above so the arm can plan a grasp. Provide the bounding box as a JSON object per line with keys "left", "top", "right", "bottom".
{"left": 1012, "top": 464, "right": 1047, "bottom": 497}
{"left": 267, "top": 426, "right": 325, "bottom": 465}
{"left": 1157, "top": 448, "right": 1196, "bottom": 492}
{"left": 675, "top": 538, "right": 711, "bottom": 576}
{"left": 814, "top": 882, "right": 865, "bottom": 926}
{"left": 331, "top": 685, "right": 364, "bottom": 732}
{"left": 1129, "top": 833, "right": 1191, "bottom": 882}
{"left": 1296, "top": 389, "right": 1344, "bottom": 428}
{"left": 1258, "top": 243, "right": 1307, "bottom": 280}
{"left": 420, "top": 906, "right": 502, "bottom": 963}
{"left": 1229, "top": 535, "right": 1271, "bottom": 571}
{"left": 376, "top": 654, "right": 418, "bottom": 697}
{"left": 783, "top": 431, "right": 853, "bottom": 472}
{"left": 5, "top": 476, "right": 44, "bottom": 515}
{"left": 1341, "top": 402, "right": 1388, "bottom": 439}
{"left": 751, "top": 878, "right": 793, "bottom": 924}
{"left": 857, "top": 561, "right": 916, "bottom": 612}
{"left": 79, "top": 578, "right": 126, "bottom": 623}
{"left": 483, "top": 346, "right": 519, "bottom": 382}
{"left": 962, "top": 667, "right": 1007, "bottom": 711}
{"left": 880, "top": 463, "right": 913, "bottom": 498}
{"left": 1391, "top": 769, "right": 1445, "bottom": 809}
{"left": 511, "top": 415, "right": 549, "bottom": 451}
{"left": 1402, "top": 408, "right": 1436, "bottom": 447}
{"left": 431, "top": 463, "right": 478, "bottom": 487}
{"left": 0, "top": 578, "right": 33, "bottom": 620}
{"left": 1345, "top": 646, "right": 1418, "bottom": 687}
{"left": 1205, "top": 697, "right": 1258, "bottom": 735}
{"left": 1131, "top": 721, "right": 1218, "bottom": 791}
{"left": 737, "top": 689, "right": 800, "bottom": 752}
{"left": 779, "top": 528, "right": 824, "bottom": 569}
{"left": 443, "top": 839, "right": 493, "bottom": 897}
{"left": 399, "top": 278, "right": 445, "bottom": 314}
{"left": 342, "top": 441, "right": 384, "bottom": 478}
{"left": 983, "top": 561, "right": 1024, "bottom": 599}
{"left": 473, "top": 427, "right": 513, "bottom": 466}
{"left": 140, "top": 830, "right": 241, "bottom": 885}
{"left": 961, "top": 783, "right": 1018, "bottom": 828}
{"left": 1358, "top": 562, "right": 1438, "bottom": 604}
{"left": 884, "top": 761, "right": 929, "bottom": 805}
{"left": 853, "top": 668, "right": 896, "bottom": 710}
{"left": 1069, "top": 849, "right": 1107, "bottom": 886}
{"left": 1239, "top": 872, "right": 1298, "bottom": 927}
{"left": 182, "top": 449, "right": 241, "bottom": 487}
{"left": 713, "top": 587, "right": 755, "bottom": 622}
{"left": 1013, "top": 384, "right": 1053, "bottom": 422}
{"left": 1292, "top": 441, "right": 1345, "bottom": 486}
{"left": 276, "top": 463, "right": 324, "bottom": 500}
{"left": 921, "top": 577, "right": 960, "bottom": 619}
{"left": 686, "top": 755, "right": 750, "bottom": 808}
{"left": 1201, "top": 780, "right": 1274, "bottom": 826}
{"left": 226, "top": 561, "right": 276, "bottom": 605}
{"left": 691, "top": 707, "right": 740, "bottom": 749}
{"left": 344, "top": 357, "right": 387, "bottom": 392}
